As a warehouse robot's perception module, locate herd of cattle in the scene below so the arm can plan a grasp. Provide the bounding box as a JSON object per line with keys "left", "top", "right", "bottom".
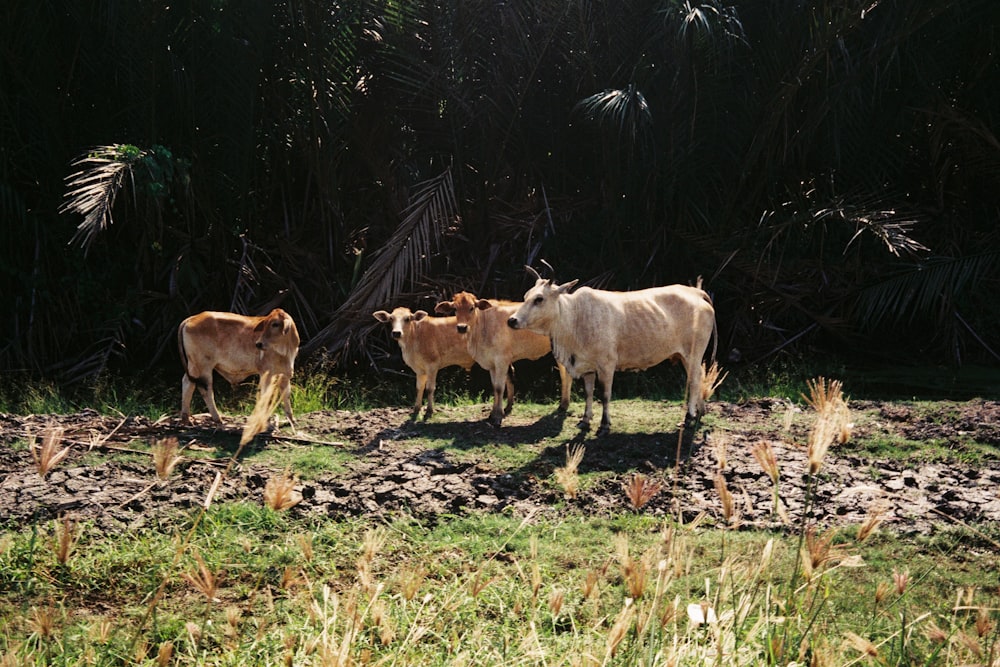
{"left": 177, "top": 268, "right": 717, "bottom": 436}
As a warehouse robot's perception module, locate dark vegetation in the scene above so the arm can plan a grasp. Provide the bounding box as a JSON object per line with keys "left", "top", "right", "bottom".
{"left": 2, "top": 0, "right": 1000, "bottom": 387}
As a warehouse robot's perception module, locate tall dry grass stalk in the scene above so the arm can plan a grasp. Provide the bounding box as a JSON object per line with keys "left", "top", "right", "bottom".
{"left": 751, "top": 440, "right": 786, "bottom": 522}
{"left": 701, "top": 361, "right": 728, "bottom": 403}
{"left": 622, "top": 473, "right": 663, "bottom": 511}
{"left": 264, "top": 469, "right": 302, "bottom": 511}
{"left": 181, "top": 549, "right": 222, "bottom": 603}
{"left": 553, "top": 442, "right": 585, "bottom": 499}
{"left": 802, "top": 377, "right": 852, "bottom": 474}
{"left": 713, "top": 473, "right": 736, "bottom": 525}
{"left": 241, "top": 371, "right": 284, "bottom": 446}
{"left": 52, "top": 516, "right": 79, "bottom": 566}
{"left": 151, "top": 437, "right": 182, "bottom": 480}
{"left": 30, "top": 428, "right": 70, "bottom": 478}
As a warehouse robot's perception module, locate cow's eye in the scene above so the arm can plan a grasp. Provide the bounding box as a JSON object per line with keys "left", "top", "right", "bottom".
{"left": 271, "top": 322, "right": 280, "bottom": 328}
{"left": 533, "top": 296, "right": 543, "bottom": 305}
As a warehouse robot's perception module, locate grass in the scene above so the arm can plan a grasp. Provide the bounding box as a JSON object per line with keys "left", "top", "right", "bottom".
{"left": 2, "top": 370, "right": 999, "bottom": 664}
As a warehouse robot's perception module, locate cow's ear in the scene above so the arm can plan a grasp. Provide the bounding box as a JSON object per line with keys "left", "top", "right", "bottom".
{"left": 282, "top": 316, "right": 293, "bottom": 335}
{"left": 413, "top": 310, "right": 428, "bottom": 321}
{"left": 557, "top": 280, "right": 578, "bottom": 294}
{"left": 475, "top": 299, "right": 492, "bottom": 310}
{"left": 373, "top": 310, "right": 390, "bottom": 322}
{"left": 254, "top": 319, "right": 267, "bottom": 333}
{"left": 434, "top": 302, "right": 453, "bottom": 314}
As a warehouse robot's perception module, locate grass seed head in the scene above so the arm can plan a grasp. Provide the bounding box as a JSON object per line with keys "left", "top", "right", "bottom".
{"left": 554, "top": 442, "right": 585, "bottom": 499}
{"left": 52, "top": 515, "right": 79, "bottom": 566}
{"left": 701, "top": 361, "right": 728, "bottom": 402}
{"left": 893, "top": 568, "right": 909, "bottom": 595}
{"left": 241, "top": 371, "right": 284, "bottom": 445}
{"left": 151, "top": 437, "right": 182, "bottom": 480}
{"left": 182, "top": 549, "right": 222, "bottom": 602}
{"left": 713, "top": 473, "right": 735, "bottom": 524}
{"left": 264, "top": 468, "right": 302, "bottom": 511}
{"left": 30, "top": 428, "right": 70, "bottom": 478}
{"left": 750, "top": 440, "right": 780, "bottom": 484}
{"left": 156, "top": 641, "right": 174, "bottom": 667}
{"left": 622, "top": 473, "right": 663, "bottom": 511}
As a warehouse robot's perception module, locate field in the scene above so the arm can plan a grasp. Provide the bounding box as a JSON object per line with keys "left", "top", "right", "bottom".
{"left": 2, "top": 376, "right": 999, "bottom": 665}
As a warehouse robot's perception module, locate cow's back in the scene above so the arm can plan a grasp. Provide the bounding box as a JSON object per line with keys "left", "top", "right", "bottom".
{"left": 179, "top": 311, "right": 262, "bottom": 381}
{"left": 560, "top": 285, "right": 713, "bottom": 372}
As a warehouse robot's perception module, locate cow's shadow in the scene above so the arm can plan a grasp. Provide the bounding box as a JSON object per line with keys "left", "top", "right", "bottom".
{"left": 355, "top": 408, "right": 572, "bottom": 455}
{"left": 519, "top": 423, "right": 705, "bottom": 478}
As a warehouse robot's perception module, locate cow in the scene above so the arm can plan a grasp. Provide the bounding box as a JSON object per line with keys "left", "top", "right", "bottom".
{"left": 372, "top": 307, "right": 484, "bottom": 420}
{"left": 435, "top": 291, "right": 572, "bottom": 428}
{"left": 178, "top": 308, "right": 300, "bottom": 429}
{"left": 507, "top": 268, "right": 716, "bottom": 435}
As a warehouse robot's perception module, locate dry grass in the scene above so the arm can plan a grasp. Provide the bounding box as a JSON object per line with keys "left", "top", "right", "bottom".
{"left": 30, "top": 428, "right": 70, "bottom": 478}
{"left": 553, "top": 442, "right": 585, "bottom": 499}
{"left": 241, "top": 372, "right": 283, "bottom": 446}
{"left": 622, "top": 473, "right": 663, "bottom": 511}
{"left": 151, "top": 437, "right": 182, "bottom": 480}
{"left": 52, "top": 516, "right": 79, "bottom": 566}
{"left": 181, "top": 550, "right": 222, "bottom": 603}
{"left": 263, "top": 469, "right": 302, "bottom": 511}
{"left": 701, "top": 361, "right": 728, "bottom": 403}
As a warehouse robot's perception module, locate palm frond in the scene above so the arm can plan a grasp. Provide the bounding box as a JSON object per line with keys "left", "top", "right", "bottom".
{"left": 302, "top": 167, "right": 458, "bottom": 357}
{"left": 60, "top": 145, "right": 146, "bottom": 254}
{"left": 574, "top": 84, "right": 653, "bottom": 150}
{"left": 853, "top": 252, "right": 1000, "bottom": 330}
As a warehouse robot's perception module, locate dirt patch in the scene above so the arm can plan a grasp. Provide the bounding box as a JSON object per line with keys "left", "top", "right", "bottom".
{"left": 1, "top": 400, "right": 999, "bottom": 536}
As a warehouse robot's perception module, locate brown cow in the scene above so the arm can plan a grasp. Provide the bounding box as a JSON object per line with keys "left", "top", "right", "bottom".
{"left": 507, "top": 269, "right": 716, "bottom": 435}
{"left": 178, "top": 308, "right": 300, "bottom": 429}
{"left": 372, "top": 307, "right": 486, "bottom": 420}
{"left": 435, "top": 291, "right": 571, "bottom": 427}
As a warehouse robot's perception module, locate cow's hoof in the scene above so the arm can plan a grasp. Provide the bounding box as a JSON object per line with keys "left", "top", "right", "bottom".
{"left": 576, "top": 419, "right": 591, "bottom": 431}
{"left": 682, "top": 413, "right": 700, "bottom": 429}
{"left": 503, "top": 406, "right": 514, "bottom": 417}
{"left": 596, "top": 425, "right": 611, "bottom": 437}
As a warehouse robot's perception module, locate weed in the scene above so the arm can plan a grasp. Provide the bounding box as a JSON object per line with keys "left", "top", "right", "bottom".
{"left": 553, "top": 442, "right": 585, "bottom": 499}
{"left": 30, "top": 428, "right": 70, "bottom": 478}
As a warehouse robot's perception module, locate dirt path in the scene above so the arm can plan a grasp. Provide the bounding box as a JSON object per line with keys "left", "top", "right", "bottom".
{"left": 2, "top": 400, "right": 999, "bottom": 536}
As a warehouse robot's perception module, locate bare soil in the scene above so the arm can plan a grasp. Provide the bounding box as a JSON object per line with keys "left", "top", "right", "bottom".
{"left": 2, "top": 399, "right": 999, "bottom": 536}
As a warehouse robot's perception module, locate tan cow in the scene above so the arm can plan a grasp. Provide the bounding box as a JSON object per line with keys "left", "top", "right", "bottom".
{"left": 178, "top": 308, "right": 300, "bottom": 428}
{"left": 507, "top": 269, "right": 716, "bottom": 435}
{"left": 435, "top": 291, "right": 571, "bottom": 427}
{"left": 372, "top": 307, "right": 484, "bottom": 420}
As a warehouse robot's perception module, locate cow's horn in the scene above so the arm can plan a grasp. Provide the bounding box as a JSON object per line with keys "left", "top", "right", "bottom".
{"left": 540, "top": 259, "right": 556, "bottom": 280}
{"left": 525, "top": 265, "right": 542, "bottom": 281}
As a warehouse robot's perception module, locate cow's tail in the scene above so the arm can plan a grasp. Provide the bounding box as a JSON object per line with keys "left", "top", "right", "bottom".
{"left": 178, "top": 320, "right": 209, "bottom": 389}
{"left": 696, "top": 276, "right": 718, "bottom": 366}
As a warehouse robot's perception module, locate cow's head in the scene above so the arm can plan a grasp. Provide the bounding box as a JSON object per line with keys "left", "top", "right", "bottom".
{"left": 435, "top": 292, "right": 490, "bottom": 334}
{"left": 373, "top": 307, "right": 427, "bottom": 340}
{"left": 254, "top": 308, "right": 299, "bottom": 356}
{"left": 507, "top": 277, "right": 578, "bottom": 333}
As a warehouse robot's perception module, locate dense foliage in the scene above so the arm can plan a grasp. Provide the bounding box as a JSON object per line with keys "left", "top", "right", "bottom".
{"left": 2, "top": 0, "right": 999, "bottom": 382}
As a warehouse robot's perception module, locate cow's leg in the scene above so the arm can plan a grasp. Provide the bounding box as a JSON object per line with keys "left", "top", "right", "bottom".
{"left": 198, "top": 376, "right": 224, "bottom": 424}
{"left": 502, "top": 365, "right": 515, "bottom": 416}
{"left": 413, "top": 372, "right": 428, "bottom": 420}
{"left": 488, "top": 365, "right": 506, "bottom": 427}
{"left": 596, "top": 369, "right": 615, "bottom": 436}
{"left": 181, "top": 374, "right": 197, "bottom": 423}
{"left": 277, "top": 374, "right": 297, "bottom": 431}
{"left": 555, "top": 362, "right": 571, "bottom": 412}
{"left": 683, "top": 357, "right": 705, "bottom": 428}
{"left": 579, "top": 372, "right": 596, "bottom": 431}
{"left": 423, "top": 370, "right": 437, "bottom": 419}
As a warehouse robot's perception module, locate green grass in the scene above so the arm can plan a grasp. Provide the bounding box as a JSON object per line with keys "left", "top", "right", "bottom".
{"left": 2, "top": 507, "right": 998, "bottom": 666}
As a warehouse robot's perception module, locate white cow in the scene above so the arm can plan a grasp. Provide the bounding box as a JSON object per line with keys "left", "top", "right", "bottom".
{"left": 507, "top": 269, "right": 715, "bottom": 434}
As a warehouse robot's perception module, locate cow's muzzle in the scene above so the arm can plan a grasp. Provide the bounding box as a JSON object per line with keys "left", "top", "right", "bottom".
{"left": 456, "top": 324, "right": 468, "bottom": 334}
{"left": 391, "top": 331, "right": 402, "bottom": 339}
{"left": 507, "top": 317, "right": 519, "bottom": 329}
{"left": 255, "top": 341, "right": 265, "bottom": 350}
